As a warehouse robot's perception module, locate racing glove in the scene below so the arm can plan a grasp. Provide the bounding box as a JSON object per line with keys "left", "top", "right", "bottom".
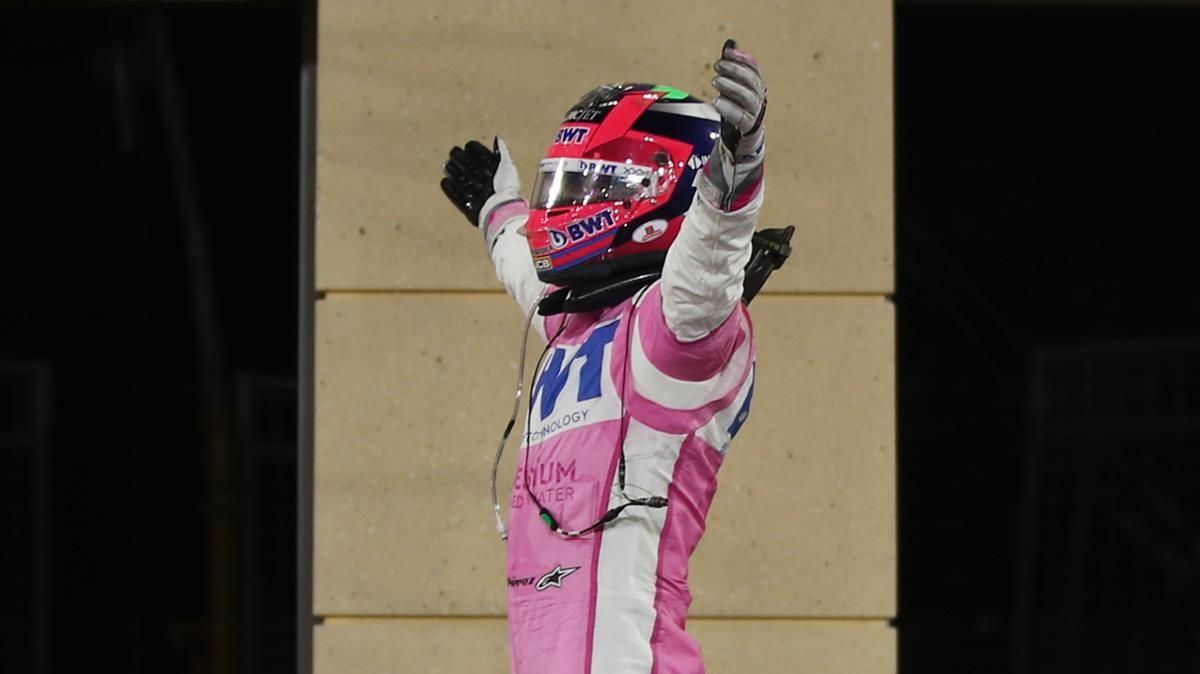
{"left": 701, "top": 39, "right": 767, "bottom": 211}
{"left": 440, "top": 137, "right": 525, "bottom": 248}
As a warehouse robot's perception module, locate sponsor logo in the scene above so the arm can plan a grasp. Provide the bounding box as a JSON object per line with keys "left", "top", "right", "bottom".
{"left": 511, "top": 483, "right": 576, "bottom": 509}
{"left": 632, "top": 219, "right": 668, "bottom": 244}
{"left": 535, "top": 564, "right": 580, "bottom": 591}
{"left": 548, "top": 230, "right": 570, "bottom": 249}
{"left": 511, "top": 459, "right": 583, "bottom": 511}
{"left": 566, "top": 209, "right": 616, "bottom": 241}
{"left": 536, "top": 158, "right": 636, "bottom": 178}
{"left": 566, "top": 108, "right": 603, "bottom": 122}
{"left": 525, "top": 410, "right": 590, "bottom": 443}
{"left": 532, "top": 320, "right": 619, "bottom": 418}
{"left": 554, "top": 126, "right": 591, "bottom": 145}
{"left": 534, "top": 256, "right": 551, "bottom": 270}
{"left": 573, "top": 160, "right": 617, "bottom": 176}
{"left": 548, "top": 209, "right": 617, "bottom": 250}
{"left": 507, "top": 564, "right": 582, "bottom": 591}
{"left": 515, "top": 457, "right": 577, "bottom": 487}
{"left": 687, "top": 154, "right": 710, "bottom": 170}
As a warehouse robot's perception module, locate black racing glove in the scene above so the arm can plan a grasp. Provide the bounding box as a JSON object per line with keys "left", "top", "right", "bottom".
{"left": 440, "top": 139, "right": 502, "bottom": 227}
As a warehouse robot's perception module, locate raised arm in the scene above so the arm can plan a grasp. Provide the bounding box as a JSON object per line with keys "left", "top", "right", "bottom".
{"left": 441, "top": 136, "right": 547, "bottom": 329}
{"left": 661, "top": 40, "right": 767, "bottom": 342}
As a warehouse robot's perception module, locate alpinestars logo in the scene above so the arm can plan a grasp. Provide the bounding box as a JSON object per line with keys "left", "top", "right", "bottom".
{"left": 535, "top": 564, "right": 580, "bottom": 591}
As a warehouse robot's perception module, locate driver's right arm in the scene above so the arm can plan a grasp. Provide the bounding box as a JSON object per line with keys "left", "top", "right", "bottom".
{"left": 441, "top": 136, "right": 549, "bottom": 338}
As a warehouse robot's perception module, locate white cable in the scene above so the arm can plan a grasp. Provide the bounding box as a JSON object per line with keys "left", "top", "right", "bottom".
{"left": 489, "top": 298, "right": 541, "bottom": 541}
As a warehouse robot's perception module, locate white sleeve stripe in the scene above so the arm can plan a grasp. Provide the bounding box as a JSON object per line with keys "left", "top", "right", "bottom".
{"left": 630, "top": 312, "right": 751, "bottom": 410}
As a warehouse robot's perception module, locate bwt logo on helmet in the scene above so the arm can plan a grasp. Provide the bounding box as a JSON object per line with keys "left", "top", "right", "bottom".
{"left": 575, "top": 160, "right": 617, "bottom": 175}
{"left": 549, "top": 209, "right": 616, "bottom": 249}
{"left": 554, "top": 126, "right": 590, "bottom": 145}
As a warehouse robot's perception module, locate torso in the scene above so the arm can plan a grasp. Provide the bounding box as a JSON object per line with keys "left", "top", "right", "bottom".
{"left": 506, "top": 284, "right": 755, "bottom": 674}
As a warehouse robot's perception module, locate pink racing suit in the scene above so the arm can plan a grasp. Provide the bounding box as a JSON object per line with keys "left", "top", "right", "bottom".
{"left": 481, "top": 174, "right": 763, "bottom": 674}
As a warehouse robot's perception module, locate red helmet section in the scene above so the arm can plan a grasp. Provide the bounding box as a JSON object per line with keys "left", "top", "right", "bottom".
{"left": 526, "top": 84, "right": 719, "bottom": 285}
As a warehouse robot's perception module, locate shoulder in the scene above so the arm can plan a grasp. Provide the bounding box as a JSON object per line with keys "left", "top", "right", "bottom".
{"left": 614, "top": 285, "right": 753, "bottom": 438}
{"left": 631, "top": 282, "right": 754, "bottom": 383}
{"left": 615, "top": 283, "right": 753, "bottom": 427}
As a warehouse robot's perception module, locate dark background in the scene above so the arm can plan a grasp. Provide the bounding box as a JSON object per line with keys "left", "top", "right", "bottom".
{"left": 1, "top": 3, "right": 301, "bottom": 674}
{"left": 1, "top": 2, "right": 1198, "bottom": 673}
{"left": 898, "top": 4, "right": 1200, "bottom": 674}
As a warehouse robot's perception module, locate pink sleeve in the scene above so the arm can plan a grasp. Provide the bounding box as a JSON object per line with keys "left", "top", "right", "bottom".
{"left": 635, "top": 284, "right": 748, "bottom": 381}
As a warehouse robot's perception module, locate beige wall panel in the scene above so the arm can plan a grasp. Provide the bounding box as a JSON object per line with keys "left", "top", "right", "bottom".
{"left": 691, "top": 619, "right": 895, "bottom": 673}
{"left": 316, "top": 294, "right": 893, "bottom": 617}
{"left": 315, "top": 618, "right": 509, "bottom": 674}
{"left": 317, "top": 0, "right": 892, "bottom": 293}
{"left": 315, "top": 618, "right": 895, "bottom": 674}
{"left": 691, "top": 296, "right": 895, "bottom": 616}
{"left": 314, "top": 294, "right": 528, "bottom": 616}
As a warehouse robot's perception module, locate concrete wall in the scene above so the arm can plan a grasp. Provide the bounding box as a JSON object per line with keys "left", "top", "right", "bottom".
{"left": 314, "top": 0, "right": 894, "bottom": 671}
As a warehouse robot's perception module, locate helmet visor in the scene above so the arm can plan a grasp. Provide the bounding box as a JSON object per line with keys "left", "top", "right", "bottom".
{"left": 530, "top": 158, "right": 660, "bottom": 209}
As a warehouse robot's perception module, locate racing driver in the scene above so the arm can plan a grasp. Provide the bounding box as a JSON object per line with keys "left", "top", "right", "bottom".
{"left": 440, "top": 39, "right": 773, "bottom": 674}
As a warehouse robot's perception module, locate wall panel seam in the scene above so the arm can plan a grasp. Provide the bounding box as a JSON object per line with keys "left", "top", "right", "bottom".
{"left": 317, "top": 615, "right": 895, "bottom": 623}
{"left": 317, "top": 290, "right": 893, "bottom": 299}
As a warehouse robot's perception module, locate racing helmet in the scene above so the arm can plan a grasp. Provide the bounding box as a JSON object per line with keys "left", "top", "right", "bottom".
{"left": 526, "top": 83, "right": 720, "bottom": 287}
